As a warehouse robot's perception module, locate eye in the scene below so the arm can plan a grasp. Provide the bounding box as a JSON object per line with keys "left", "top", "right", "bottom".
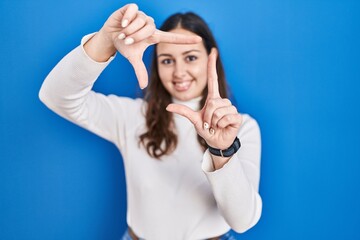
{"left": 185, "top": 55, "right": 198, "bottom": 62}
{"left": 160, "top": 58, "right": 174, "bottom": 65}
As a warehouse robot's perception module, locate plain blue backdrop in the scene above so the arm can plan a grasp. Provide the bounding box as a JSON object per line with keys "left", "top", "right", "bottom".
{"left": 1, "top": 0, "right": 359, "bottom": 239}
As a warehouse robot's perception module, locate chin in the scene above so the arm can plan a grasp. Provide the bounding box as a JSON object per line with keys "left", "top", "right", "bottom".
{"left": 173, "top": 92, "right": 201, "bottom": 102}
{"left": 174, "top": 95, "right": 191, "bottom": 101}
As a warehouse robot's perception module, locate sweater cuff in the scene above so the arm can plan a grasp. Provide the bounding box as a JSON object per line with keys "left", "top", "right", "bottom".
{"left": 202, "top": 149, "right": 240, "bottom": 174}
{"left": 58, "top": 33, "right": 116, "bottom": 87}
{"left": 80, "top": 32, "right": 116, "bottom": 64}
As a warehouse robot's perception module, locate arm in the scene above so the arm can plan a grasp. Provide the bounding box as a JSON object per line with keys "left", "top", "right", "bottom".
{"left": 166, "top": 49, "right": 262, "bottom": 232}
{"left": 202, "top": 115, "right": 262, "bottom": 233}
{"left": 39, "top": 4, "right": 202, "bottom": 142}
{"left": 39, "top": 34, "right": 121, "bottom": 143}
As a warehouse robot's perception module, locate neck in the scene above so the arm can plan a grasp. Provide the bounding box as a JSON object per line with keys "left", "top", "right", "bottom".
{"left": 172, "top": 96, "right": 202, "bottom": 111}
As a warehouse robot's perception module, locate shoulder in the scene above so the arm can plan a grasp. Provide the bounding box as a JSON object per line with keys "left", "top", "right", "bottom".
{"left": 107, "top": 95, "right": 145, "bottom": 107}
{"left": 238, "top": 113, "right": 261, "bottom": 140}
{"left": 241, "top": 114, "right": 259, "bottom": 127}
{"left": 106, "top": 95, "right": 147, "bottom": 116}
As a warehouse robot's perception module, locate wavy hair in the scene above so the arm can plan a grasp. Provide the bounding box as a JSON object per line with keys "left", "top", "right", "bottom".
{"left": 139, "top": 12, "right": 229, "bottom": 159}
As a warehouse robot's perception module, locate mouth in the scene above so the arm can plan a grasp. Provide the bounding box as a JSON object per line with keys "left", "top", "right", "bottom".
{"left": 173, "top": 80, "right": 193, "bottom": 92}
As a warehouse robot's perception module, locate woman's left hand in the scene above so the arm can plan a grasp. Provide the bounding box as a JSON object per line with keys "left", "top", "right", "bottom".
{"left": 166, "top": 48, "right": 242, "bottom": 151}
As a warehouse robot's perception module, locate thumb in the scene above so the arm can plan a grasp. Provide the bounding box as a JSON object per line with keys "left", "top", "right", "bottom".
{"left": 166, "top": 103, "right": 201, "bottom": 128}
{"left": 129, "top": 57, "right": 148, "bottom": 89}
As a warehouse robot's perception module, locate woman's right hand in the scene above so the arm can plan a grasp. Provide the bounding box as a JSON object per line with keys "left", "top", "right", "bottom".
{"left": 84, "top": 3, "right": 201, "bottom": 89}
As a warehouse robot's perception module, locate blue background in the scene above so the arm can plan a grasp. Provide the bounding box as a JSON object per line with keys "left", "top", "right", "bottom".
{"left": 1, "top": 0, "right": 359, "bottom": 239}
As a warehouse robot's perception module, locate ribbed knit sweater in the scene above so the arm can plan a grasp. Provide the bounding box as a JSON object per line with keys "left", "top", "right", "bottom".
{"left": 39, "top": 34, "right": 262, "bottom": 240}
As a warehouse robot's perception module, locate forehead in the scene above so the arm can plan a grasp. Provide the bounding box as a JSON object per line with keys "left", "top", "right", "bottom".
{"left": 157, "top": 28, "right": 206, "bottom": 55}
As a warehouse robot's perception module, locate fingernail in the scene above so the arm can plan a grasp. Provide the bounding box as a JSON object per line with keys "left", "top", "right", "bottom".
{"left": 204, "top": 122, "right": 209, "bottom": 129}
{"left": 140, "top": 82, "right": 148, "bottom": 89}
{"left": 121, "top": 19, "right": 129, "bottom": 28}
{"left": 124, "top": 37, "right": 134, "bottom": 45}
{"left": 118, "top": 33, "right": 126, "bottom": 40}
{"left": 209, "top": 128, "right": 215, "bottom": 135}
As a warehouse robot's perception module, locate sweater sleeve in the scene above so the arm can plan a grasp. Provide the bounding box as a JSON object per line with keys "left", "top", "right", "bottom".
{"left": 39, "top": 34, "right": 126, "bottom": 144}
{"left": 201, "top": 114, "right": 262, "bottom": 233}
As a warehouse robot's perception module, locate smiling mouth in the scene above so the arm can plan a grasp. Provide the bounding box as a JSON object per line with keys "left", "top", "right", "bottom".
{"left": 173, "top": 80, "right": 193, "bottom": 91}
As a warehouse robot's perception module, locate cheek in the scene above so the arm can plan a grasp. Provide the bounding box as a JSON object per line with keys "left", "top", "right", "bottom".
{"left": 191, "top": 63, "right": 208, "bottom": 84}
{"left": 158, "top": 66, "right": 172, "bottom": 84}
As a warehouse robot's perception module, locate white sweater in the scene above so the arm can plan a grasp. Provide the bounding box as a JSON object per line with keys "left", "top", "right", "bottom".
{"left": 39, "top": 35, "right": 262, "bottom": 240}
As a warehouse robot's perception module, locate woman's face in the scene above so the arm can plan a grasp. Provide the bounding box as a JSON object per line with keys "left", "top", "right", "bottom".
{"left": 157, "top": 28, "right": 209, "bottom": 101}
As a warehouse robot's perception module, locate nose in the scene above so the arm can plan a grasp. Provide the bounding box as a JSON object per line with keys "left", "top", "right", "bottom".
{"left": 173, "top": 61, "right": 187, "bottom": 79}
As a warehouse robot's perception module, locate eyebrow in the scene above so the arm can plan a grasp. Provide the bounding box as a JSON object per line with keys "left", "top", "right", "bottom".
{"left": 157, "top": 49, "right": 201, "bottom": 58}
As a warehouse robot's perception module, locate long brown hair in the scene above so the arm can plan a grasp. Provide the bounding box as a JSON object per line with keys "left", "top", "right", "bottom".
{"left": 139, "top": 12, "right": 229, "bottom": 159}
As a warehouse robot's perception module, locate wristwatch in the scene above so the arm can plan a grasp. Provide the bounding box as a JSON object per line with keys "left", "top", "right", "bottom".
{"left": 208, "top": 137, "right": 241, "bottom": 158}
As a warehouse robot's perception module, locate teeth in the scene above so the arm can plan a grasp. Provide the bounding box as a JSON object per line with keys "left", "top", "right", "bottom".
{"left": 177, "top": 82, "right": 188, "bottom": 87}
{"left": 174, "top": 81, "right": 191, "bottom": 90}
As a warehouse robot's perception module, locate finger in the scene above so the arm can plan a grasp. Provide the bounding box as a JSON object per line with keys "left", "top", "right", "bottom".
{"left": 207, "top": 48, "right": 220, "bottom": 98}
{"left": 211, "top": 105, "right": 238, "bottom": 129}
{"left": 166, "top": 103, "right": 202, "bottom": 128}
{"left": 151, "top": 30, "right": 202, "bottom": 44}
{"left": 120, "top": 12, "right": 147, "bottom": 39}
{"left": 120, "top": 3, "right": 139, "bottom": 28}
{"left": 217, "top": 113, "right": 243, "bottom": 129}
{"left": 109, "top": 5, "right": 131, "bottom": 22}
{"left": 203, "top": 98, "right": 231, "bottom": 130}
{"left": 128, "top": 57, "right": 148, "bottom": 89}
{"left": 121, "top": 17, "right": 156, "bottom": 44}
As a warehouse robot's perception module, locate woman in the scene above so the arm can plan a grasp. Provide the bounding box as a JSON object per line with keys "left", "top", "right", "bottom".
{"left": 39, "top": 4, "right": 262, "bottom": 240}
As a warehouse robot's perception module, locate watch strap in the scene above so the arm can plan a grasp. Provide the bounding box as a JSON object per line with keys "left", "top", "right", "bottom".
{"left": 208, "top": 137, "right": 241, "bottom": 157}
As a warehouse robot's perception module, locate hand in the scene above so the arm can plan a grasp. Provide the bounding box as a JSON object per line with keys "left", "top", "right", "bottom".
{"left": 97, "top": 4, "right": 202, "bottom": 89}
{"left": 166, "top": 48, "right": 243, "bottom": 150}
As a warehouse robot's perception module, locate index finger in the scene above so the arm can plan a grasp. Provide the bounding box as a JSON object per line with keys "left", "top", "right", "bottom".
{"left": 152, "top": 30, "right": 202, "bottom": 44}
{"left": 207, "top": 48, "right": 220, "bottom": 98}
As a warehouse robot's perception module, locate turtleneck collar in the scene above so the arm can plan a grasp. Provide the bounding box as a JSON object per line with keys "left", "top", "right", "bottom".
{"left": 171, "top": 96, "right": 203, "bottom": 111}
